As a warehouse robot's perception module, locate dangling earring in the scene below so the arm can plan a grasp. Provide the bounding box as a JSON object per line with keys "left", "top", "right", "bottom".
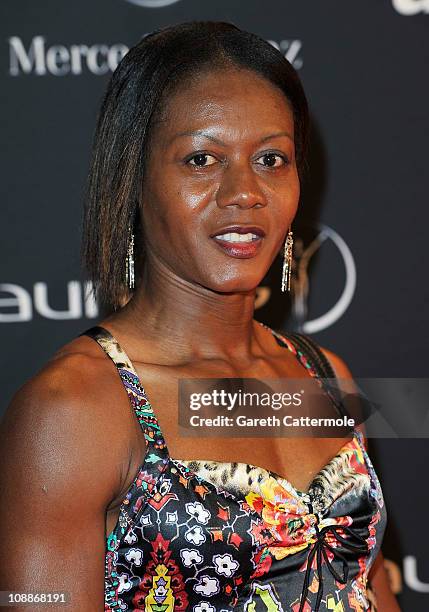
{"left": 125, "top": 223, "right": 135, "bottom": 290}
{"left": 281, "top": 226, "right": 294, "bottom": 292}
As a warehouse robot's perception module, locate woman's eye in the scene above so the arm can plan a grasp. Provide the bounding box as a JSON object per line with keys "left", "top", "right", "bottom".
{"left": 256, "top": 153, "right": 289, "bottom": 168}
{"left": 187, "top": 153, "right": 217, "bottom": 167}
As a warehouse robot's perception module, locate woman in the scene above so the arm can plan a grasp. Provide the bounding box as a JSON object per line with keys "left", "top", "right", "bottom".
{"left": 0, "top": 21, "right": 399, "bottom": 612}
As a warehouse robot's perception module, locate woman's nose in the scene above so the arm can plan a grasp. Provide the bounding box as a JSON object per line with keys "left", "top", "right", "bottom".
{"left": 215, "top": 162, "right": 267, "bottom": 209}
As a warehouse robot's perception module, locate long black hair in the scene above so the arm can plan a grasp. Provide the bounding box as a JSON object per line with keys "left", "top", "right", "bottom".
{"left": 81, "top": 21, "right": 309, "bottom": 312}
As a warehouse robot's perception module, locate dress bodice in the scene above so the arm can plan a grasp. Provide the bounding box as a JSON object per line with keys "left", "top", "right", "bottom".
{"left": 81, "top": 324, "right": 386, "bottom": 611}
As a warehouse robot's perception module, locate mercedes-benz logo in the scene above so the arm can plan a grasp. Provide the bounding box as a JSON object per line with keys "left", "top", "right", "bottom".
{"left": 392, "top": 0, "right": 429, "bottom": 15}
{"left": 124, "top": 0, "right": 182, "bottom": 7}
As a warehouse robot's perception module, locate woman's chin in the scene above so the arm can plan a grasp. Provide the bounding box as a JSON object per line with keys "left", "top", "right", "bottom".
{"left": 206, "top": 276, "right": 264, "bottom": 295}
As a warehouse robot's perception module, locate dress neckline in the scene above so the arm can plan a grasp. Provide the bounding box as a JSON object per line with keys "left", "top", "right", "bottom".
{"left": 173, "top": 432, "right": 361, "bottom": 501}
{"left": 81, "top": 321, "right": 362, "bottom": 499}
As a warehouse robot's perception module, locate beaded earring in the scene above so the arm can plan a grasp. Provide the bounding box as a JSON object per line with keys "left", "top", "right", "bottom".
{"left": 125, "top": 223, "right": 135, "bottom": 290}
{"left": 281, "top": 227, "right": 294, "bottom": 292}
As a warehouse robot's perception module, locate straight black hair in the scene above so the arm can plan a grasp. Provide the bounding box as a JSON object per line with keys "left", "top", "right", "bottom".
{"left": 81, "top": 21, "right": 309, "bottom": 312}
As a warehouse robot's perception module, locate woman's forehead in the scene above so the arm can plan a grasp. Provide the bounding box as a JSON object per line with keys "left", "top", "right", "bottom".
{"left": 153, "top": 68, "right": 295, "bottom": 143}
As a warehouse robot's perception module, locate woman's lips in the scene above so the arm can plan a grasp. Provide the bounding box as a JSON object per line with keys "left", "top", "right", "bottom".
{"left": 211, "top": 233, "right": 264, "bottom": 259}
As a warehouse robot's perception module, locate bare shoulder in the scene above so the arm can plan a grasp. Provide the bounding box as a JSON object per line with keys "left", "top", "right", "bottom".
{"left": 316, "top": 342, "right": 368, "bottom": 448}
{"left": 0, "top": 333, "right": 138, "bottom": 506}
{"left": 3, "top": 333, "right": 131, "bottom": 435}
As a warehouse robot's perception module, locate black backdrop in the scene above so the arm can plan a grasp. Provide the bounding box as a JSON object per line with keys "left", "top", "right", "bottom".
{"left": 1, "top": 1, "right": 428, "bottom": 609}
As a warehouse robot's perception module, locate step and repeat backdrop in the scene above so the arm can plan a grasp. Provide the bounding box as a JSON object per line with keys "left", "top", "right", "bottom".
{"left": 1, "top": 1, "right": 428, "bottom": 609}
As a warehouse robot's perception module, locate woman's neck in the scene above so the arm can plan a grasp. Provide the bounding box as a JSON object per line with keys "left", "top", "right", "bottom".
{"left": 106, "top": 262, "right": 266, "bottom": 363}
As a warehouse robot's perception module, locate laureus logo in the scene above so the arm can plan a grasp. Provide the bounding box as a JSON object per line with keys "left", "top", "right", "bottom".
{"left": 291, "top": 223, "right": 356, "bottom": 334}
{"left": 256, "top": 223, "right": 356, "bottom": 333}
{"left": 124, "top": 0, "right": 181, "bottom": 7}
{"left": 392, "top": 0, "right": 429, "bottom": 14}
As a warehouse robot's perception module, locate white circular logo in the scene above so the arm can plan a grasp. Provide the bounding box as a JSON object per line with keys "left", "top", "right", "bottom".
{"left": 297, "top": 223, "right": 357, "bottom": 334}
{"left": 255, "top": 222, "right": 357, "bottom": 333}
{"left": 124, "top": 0, "right": 181, "bottom": 7}
{"left": 392, "top": 0, "right": 429, "bottom": 15}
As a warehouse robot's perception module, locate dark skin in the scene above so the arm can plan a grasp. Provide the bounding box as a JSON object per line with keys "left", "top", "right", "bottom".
{"left": 0, "top": 67, "right": 399, "bottom": 610}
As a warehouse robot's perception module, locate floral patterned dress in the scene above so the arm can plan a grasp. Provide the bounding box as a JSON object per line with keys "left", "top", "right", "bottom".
{"left": 81, "top": 324, "right": 387, "bottom": 612}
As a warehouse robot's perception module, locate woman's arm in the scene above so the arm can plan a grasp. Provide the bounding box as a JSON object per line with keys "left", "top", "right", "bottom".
{"left": 367, "top": 551, "right": 401, "bottom": 611}
{"left": 319, "top": 346, "right": 401, "bottom": 611}
{"left": 0, "top": 353, "right": 130, "bottom": 611}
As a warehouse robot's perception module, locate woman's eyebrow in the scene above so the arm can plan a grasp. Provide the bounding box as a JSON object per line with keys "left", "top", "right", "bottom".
{"left": 259, "top": 131, "right": 294, "bottom": 143}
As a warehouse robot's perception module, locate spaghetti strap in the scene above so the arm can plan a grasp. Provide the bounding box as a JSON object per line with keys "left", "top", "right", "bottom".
{"left": 257, "top": 322, "right": 350, "bottom": 419}
{"left": 80, "top": 326, "right": 164, "bottom": 446}
{"left": 80, "top": 326, "right": 140, "bottom": 376}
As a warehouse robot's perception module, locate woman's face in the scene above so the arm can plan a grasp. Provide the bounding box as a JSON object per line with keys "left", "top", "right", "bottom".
{"left": 140, "top": 66, "right": 300, "bottom": 293}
